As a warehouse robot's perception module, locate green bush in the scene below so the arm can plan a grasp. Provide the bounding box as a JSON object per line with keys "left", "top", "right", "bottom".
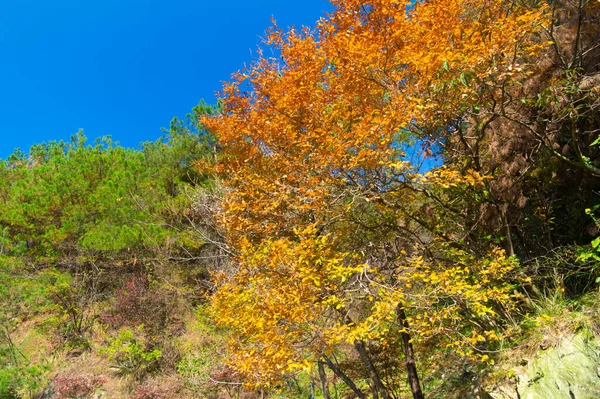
{"left": 100, "top": 327, "right": 162, "bottom": 378}
{"left": 0, "top": 364, "right": 46, "bottom": 399}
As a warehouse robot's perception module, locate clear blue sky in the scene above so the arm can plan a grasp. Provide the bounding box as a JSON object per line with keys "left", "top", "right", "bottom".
{"left": 0, "top": 0, "right": 332, "bottom": 159}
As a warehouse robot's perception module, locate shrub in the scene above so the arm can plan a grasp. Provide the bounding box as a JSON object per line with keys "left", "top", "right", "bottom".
{"left": 99, "top": 327, "right": 161, "bottom": 378}
{"left": 52, "top": 373, "right": 105, "bottom": 399}
{"left": 46, "top": 276, "right": 97, "bottom": 351}
{"left": 132, "top": 380, "right": 183, "bottom": 399}
{"left": 102, "top": 275, "right": 169, "bottom": 335}
{"left": 0, "top": 364, "right": 46, "bottom": 399}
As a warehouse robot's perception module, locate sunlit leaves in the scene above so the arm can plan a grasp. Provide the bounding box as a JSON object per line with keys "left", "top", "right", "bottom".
{"left": 205, "top": 0, "right": 547, "bottom": 390}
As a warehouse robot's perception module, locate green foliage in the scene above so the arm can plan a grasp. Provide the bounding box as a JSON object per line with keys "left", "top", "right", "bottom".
{"left": 0, "top": 258, "right": 70, "bottom": 346}
{"left": 0, "top": 257, "right": 62, "bottom": 325}
{"left": 0, "top": 122, "right": 217, "bottom": 259}
{"left": 176, "top": 347, "right": 216, "bottom": 383}
{"left": 100, "top": 326, "right": 162, "bottom": 377}
{"left": 177, "top": 309, "right": 219, "bottom": 381}
{"left": 144, "top": 100, "right": 220, "bottom": 193}
{"left": 0, "top": 256, "right": 62, "bottom": 397}
{"left": 1, "top": 133, "right": 155, "bottom": 255}
{"left": 577, "top": 207, "right": 600, "bottom": 268}
{"left": 43, "top": 273, "right": 100, "bottom": 350}
{"left": 0, "top": 363, "right": 46, "bottom": 399}
{"left": 0, "top": 114, "right": 220, "bottom": 392}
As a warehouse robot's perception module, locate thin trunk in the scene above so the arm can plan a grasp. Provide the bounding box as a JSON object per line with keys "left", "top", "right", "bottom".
{"left": 395, "top": 306, "right": 424, "bottom": 399}
{"left": 569, "top": 0, "right": 584, "bottom": 69}
{"left": 354, "top": 340, "right": 390, "bottom": 399}
{"left": 318, "top": 361, "right": 332, "bottom": 399}
{"left": 322, "top": 353, "right": 366, "bottom": 399}
{"left": 500, "top": 206, "right": 515, "bottom": 257}
{"left": 371, "top": 384, "right": 380, "bottom": 399}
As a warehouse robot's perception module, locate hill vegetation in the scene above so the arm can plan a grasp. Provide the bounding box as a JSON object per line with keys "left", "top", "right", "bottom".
{"left": 1, "top": 0, "right": 600, "bottom": 398}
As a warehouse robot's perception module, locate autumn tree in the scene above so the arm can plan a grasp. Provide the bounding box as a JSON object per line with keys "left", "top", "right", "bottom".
{"left": 205, "top": 0, "right": 553, "bottom": 397}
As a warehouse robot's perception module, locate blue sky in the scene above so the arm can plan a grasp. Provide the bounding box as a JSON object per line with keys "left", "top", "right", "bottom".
{"left": 0, "top": 0, "right": 332, "bottom": 159}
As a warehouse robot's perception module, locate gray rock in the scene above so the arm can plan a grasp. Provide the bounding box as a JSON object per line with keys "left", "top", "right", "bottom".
{"left": 488, "top": 334, "right": 600, "bottom": 399}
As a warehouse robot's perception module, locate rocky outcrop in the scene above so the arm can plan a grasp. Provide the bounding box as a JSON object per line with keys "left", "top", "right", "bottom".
{"left": 487, "top": 334, "right": 600, "bottom": 399}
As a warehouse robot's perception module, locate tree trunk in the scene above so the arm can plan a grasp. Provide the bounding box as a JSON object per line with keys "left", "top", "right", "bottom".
{"left": 395, "top": 306, "right": 425, "bottom": 399}
{"left": 317, "top": 361, "right": 332, "bottom": 399}
{"left": 354, "top": 340, "right": 390, "bottom": 399}
{"left": 321, "top": 353, "right": 366, "bottom": 399}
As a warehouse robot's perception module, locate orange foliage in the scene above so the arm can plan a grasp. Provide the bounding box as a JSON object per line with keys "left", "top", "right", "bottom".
{"left": 204, "top": 0, "right": 548, "bottom": 392}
